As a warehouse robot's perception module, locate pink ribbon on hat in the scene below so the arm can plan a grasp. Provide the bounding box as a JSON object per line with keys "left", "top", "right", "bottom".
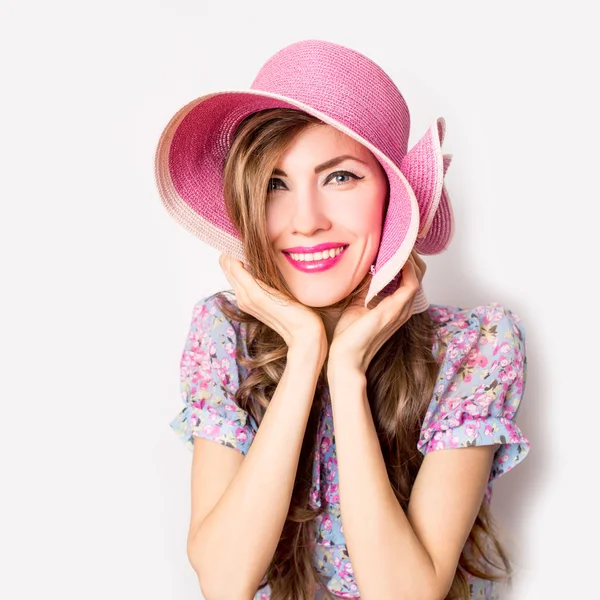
{"left": 399, "top": 117, "right": 454, "bottom": 255}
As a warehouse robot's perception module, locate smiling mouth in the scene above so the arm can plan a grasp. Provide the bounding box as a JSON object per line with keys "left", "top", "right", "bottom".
{"left": 283, "top": 245, "right": 348, "bottom": 259}
{"left": 282, "top": 245, "right": 349, "bottom": 273}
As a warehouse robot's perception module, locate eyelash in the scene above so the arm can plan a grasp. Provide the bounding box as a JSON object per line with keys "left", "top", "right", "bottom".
{"left": 267, "top": 170, "right": 364, "bottom": 192}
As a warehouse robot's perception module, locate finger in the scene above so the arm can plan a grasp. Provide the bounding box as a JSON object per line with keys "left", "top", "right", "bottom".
{"left": 397, "top": 257, "right": 420, "bottom": 299}
{"left": 406, "top": 253, "right": 421, "bottom": 282}
{"left": 375, "top": 258, "right": 419, "bottom": 321}
{"left": 411, "top": 250, "right": 427, "bottom": 283}
{"left": 220, "top": 254, "right": 243, "bottom": 294}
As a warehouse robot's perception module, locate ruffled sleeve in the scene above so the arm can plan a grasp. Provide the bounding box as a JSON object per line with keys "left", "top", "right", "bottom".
{"left": 169, "top": 295, "right": 257, "bottom": 455}
{"left": 418, "top": 303, "right": 530, "bottom": 482}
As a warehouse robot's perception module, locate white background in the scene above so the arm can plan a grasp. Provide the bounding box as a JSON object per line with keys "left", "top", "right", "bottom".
{"left": 1, "top": 0, "right": 597, "bottom": 598}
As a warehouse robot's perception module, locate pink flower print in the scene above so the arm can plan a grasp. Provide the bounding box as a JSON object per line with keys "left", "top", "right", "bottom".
{"left": 202, "top": 424, "right": 220, "bottom": 437}
{"left": 484, "top": 424, "right": 493, "bottom": 436}
{"left": 500, "top": 342, "right": 511, "bottom": 354}
{"left": 236, "top": 428, "right": 248, "bottom": 443}
{"left": 445, "top": 366, "right": 457, "bottom": 380}
{"left": 464, "top": 373, "right": 472, "bottom": 383}
{"left": 476, "top": 394, "right": 493, "bottom": 409}
{"left": 450, "top": 435, "right": 460, "bottom": 448}
{"left": 344, "top": 562, "right": 354, "bottom": 576}
{"left": 224, "top": 341, "right": 235, "bottom": 357}
{"left": 464, "top": 424, "right": 478, "bottom": 438}
{"left": 322, "top": 515, "right": 332, "bottom": 532}
{"left": 447, "top": 416, "right": 461, "bottom": 427}
{"left": 479, "top": 336, "right": 489, "bottom": 346}
{"left": 326, "top": 483, "right": 339, "bottom": 503}
{"left": 476, "top": 354, "right": 488, "bottom": 367}
{"left": 500, "top": 454, "right": 509, "bottom": 463}
{"left": 434, "top": 440, "right": 446, "bottom": 450}
{"left": 225, "top": 326, "right": 235, "bottom": 337}
{"left": 463, "top": 402, "right": 479, "bottom": 416}
{"left": 467, "top": 330, "right": 479, "bottom": 343}
{"left": 320, "top": 437, "right": 331, "bottom": 454}
{"left": 467, "top": 347, "right": 478, "bottom": 363}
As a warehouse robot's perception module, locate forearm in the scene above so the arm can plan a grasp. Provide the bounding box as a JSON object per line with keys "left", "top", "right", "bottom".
{"left": 190, "top": 344, "right": 324, "bottom": 599}
{"left": 328, "top": 369, "right": 437, "bottom": 600}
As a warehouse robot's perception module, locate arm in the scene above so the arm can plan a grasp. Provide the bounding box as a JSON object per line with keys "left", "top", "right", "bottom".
{"left": 188, "top": 343, "right": 324, "bottom": 600}
{"left": 328, "top": 368, "right": 495, "bottom": 600}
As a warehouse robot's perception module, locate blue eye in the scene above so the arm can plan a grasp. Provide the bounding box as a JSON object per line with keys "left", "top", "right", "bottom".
{"left": 267, "top": 170, "right": 364, "bottom": 193}
{"left": 326, "top": 170, "right": 364, "bottom": 185}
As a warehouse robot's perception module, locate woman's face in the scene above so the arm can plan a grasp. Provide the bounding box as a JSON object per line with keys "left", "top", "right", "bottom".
{"left": 266, "top": 123, "right": 388, "bottom": 308}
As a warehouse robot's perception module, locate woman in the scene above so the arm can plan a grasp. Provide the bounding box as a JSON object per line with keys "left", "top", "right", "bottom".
{"left": 155, "top": 39, "right": 530, "bottom": 600}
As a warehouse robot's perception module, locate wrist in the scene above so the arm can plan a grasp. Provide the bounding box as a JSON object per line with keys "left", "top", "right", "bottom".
{"left": 287, "top": 338, "right": 327, "bottom": 370}
{"left": 327, "top": 361, "right": 366, "bottom": 386}
{"left": 327, "top": 367, "right": 367, "bottom": 400}
{"left": 327, "top": 349, "right": 366, "bottom": 378}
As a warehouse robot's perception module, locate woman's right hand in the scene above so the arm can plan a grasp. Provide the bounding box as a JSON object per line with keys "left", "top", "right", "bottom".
{"left": 219, "top": 253, "right": 327, "bottom": 360}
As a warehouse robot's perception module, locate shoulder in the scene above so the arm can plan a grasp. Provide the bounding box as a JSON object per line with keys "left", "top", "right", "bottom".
{"left": 418, "top": 301, "right": 530, "bottom": 480}
{"left": 186, "top": 292, "right": 246, "bottom": 350}
{"left": 190, "top": 292, "right": 240, "bottom": 331}
{"left": 171, "top": 292, "right": 256, "bottom": 454}
{"left": 427, "top": 302, "right": 526, "bottom": 365}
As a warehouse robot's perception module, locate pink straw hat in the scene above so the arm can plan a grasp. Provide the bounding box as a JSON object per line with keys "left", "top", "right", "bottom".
{"left": 155, "top": 39, "right": 454, "bottom": 311}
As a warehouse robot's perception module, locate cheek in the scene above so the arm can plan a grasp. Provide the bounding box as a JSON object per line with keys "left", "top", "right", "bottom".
{"left": 344, "top": 190, "right": 386, "bottom": 240}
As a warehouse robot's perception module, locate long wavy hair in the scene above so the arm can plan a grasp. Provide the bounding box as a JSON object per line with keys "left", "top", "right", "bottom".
{"left": 210, "top": 108, "right": 513, "bottom": 599}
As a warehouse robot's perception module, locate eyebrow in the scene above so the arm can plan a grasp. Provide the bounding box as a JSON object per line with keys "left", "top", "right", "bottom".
{"left": 271, "top": 154, "right": 369, "bottom": 177}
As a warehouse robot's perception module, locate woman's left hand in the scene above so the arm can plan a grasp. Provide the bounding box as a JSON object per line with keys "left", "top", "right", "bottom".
{"left": 328, "top": 250, "right": 427, "bottom": 375}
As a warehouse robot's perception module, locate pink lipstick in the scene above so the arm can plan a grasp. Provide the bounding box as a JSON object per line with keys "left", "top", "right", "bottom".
{"left": 282, "top": 244, "right": 349, "bottom": 273}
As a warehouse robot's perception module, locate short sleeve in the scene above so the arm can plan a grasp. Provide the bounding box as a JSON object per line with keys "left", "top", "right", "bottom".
{"left": 169, "top": 295, "right": 257, "bottom": 455}
{"left": 418, "top": 303, "right": 530, "bottom": 482}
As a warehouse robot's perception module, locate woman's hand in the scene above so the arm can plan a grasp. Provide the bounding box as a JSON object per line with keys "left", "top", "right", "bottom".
{"left": 328, "top": 250, "right": 427, "bottom": 375}
{"left": 219, "top": 253, "right": 328, "bottom": 360}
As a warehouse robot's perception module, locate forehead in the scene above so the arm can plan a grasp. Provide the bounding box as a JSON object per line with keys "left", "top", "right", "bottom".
{"left": 276, "top": 123, "right": 374, "bottom": 164}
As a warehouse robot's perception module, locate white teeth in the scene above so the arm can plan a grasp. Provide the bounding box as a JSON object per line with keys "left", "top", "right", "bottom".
{"left": 289, "top": 246, "right": 346, "bottom": 261}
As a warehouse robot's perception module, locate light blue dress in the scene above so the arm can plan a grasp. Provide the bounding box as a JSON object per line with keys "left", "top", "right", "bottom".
{"left": 170, "top": 295, "right": 530, "bottom": 599}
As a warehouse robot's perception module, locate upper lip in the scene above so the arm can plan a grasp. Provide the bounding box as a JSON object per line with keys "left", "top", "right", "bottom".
{"left": 282, "top": 243, "right": 348, "bottom": 253}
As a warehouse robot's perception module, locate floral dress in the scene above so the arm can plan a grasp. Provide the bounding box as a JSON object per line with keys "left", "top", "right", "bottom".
{"left": 170, "top": 294, "right": 530, "bottom": 599}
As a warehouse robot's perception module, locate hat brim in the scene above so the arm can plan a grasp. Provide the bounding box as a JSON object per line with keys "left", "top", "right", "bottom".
{"left": 155, "top": 89, "right": 425, "bottom": 311}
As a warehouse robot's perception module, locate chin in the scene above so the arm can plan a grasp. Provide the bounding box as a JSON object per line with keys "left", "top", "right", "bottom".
{"left": 289, "top": 281, "right": 359, "bottom": 309}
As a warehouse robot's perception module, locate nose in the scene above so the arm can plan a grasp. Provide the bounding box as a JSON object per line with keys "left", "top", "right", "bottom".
{"left": 290, "top": 187, "right": 332, "bottom": 236}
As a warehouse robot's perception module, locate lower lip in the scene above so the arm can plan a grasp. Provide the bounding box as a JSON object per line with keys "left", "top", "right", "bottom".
{"left": 283, "top": 246, "right": 349, "bottom": 273}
